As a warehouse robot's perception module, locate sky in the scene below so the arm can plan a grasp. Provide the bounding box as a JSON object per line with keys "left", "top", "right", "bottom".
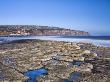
{"left": 0, "top": 0, "right": 110, "bottom": 35}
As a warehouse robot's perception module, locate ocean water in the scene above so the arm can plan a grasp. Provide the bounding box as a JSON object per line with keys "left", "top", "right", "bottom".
{"left": 0, "top": 36, "right": 110, "bottom": 47}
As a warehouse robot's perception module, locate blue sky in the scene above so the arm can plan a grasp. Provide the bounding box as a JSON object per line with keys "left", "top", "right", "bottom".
{"left": 0, "top": 0, "right": 110, "bottom": 35}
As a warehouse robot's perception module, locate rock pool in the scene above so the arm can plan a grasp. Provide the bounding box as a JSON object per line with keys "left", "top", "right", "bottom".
{"left": 63, "top": 79, "right": 72, "bottom": 82}
{"left": 69, "top": 72, "right": 80, "bottom": 81}
{"left": 23, "top": 67, "right": 48, "bottom": 82}
{"left": 73, "top": 60, "right": 84, "bottom": 66}
{"left": 63, "top": 72, "right": 80, "bottom": 82}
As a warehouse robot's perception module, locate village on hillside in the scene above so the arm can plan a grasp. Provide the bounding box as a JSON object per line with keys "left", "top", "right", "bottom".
{"left": 0, "top": 25, "right": 90, "bottom": 36}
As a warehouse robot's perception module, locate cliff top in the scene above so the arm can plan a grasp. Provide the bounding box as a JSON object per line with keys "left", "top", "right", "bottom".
{"left": 0, "top": 25, "right": 88, "bottom": 33}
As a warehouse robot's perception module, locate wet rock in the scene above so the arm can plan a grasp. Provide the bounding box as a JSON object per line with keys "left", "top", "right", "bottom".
{"left": 83, "top": 50, "right": 91, "bottom": 54}
{"left": 0, "top": 40, "right": 110, "bottom": 82}
{"left": 78, "top": 63, "right": 93, "bottom": 72}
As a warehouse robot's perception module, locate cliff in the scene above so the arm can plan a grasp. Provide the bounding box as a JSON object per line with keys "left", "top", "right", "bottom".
{"left": 0, "top": 25, "right": 90, "bottom": 36}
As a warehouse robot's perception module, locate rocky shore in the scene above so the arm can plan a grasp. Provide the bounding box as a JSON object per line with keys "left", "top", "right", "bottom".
{"left": 0, "top": 39, "right": 110, "bottom": 82}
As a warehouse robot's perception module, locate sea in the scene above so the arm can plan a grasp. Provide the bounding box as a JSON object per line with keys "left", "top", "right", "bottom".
{"left": 0, "top": 36, "right": 110, "bottom": 47}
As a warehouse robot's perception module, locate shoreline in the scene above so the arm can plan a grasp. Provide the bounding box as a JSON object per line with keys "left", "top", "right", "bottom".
{"left": 0, "top": 39, "right": 110, "bottom": 82}
{"left": 0, "top": 36, "right": 110, "bottom": 48}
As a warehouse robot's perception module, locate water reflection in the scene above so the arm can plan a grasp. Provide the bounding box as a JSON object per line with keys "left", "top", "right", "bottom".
{"left": 69, "top": 72, "right": 80, "bottom": 81}
{"left": 23, "top": 67, "right": 48, "bottom": 82}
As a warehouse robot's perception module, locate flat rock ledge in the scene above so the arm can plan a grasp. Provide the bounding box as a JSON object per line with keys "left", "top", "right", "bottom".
{"left": 0, "top": 40, "right": 110, "bottom": 82}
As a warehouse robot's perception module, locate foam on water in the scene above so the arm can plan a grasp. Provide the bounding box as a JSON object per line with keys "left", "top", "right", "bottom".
{"left": 29, "top": 36, "right": 110, "bottom": 47}
{"left": 0, "top": 36, "right": 110, "bottom": 47}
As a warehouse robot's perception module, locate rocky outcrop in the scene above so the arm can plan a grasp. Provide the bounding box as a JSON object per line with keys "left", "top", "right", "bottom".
{"left": 0, "top": 25, "right": 90, "bottom": 36}
{"left": 0, "top": 40, "right": 110, "bottom": 82}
